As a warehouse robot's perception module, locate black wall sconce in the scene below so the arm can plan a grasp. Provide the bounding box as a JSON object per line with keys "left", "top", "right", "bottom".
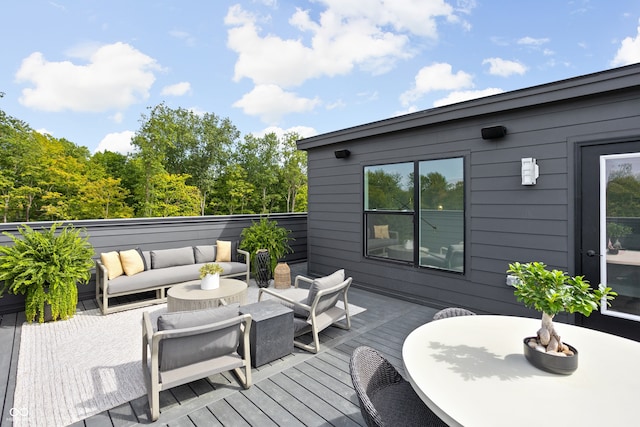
{"left": 334, "top": 149, "right": 351, "bottom": 159}
{"left": 481, "top": 125, "right": 507, "bottom": 140}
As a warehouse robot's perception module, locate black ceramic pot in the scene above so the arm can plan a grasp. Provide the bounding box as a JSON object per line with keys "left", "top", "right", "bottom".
{"left": 523, "top": 337, "right": 578, "bottom": 375}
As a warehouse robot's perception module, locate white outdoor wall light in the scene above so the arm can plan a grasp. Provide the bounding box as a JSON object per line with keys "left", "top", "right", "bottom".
{"left": 521, "top": 158, "right": 539, "bottom": 185}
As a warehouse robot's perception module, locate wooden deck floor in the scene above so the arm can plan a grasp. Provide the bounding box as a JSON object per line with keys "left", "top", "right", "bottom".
{"left": 1, "top": 265, "right": 442, "bottom": 427}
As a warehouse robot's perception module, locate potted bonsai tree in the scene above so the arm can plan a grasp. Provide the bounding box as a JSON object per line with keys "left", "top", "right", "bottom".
{"left": 507, "top": 261, "right": 616, "bottom": 374}
{"left": 239, "top": 217, "right": 293, "bottom": 284}
{"left": 199, "top": 263, "right": 224, "bottom": 290}
{"left": 0, "top": 222, "right": 95, "bottom": 323}
{"left": 606, "top": 222, "right": 632, "bottom": 254}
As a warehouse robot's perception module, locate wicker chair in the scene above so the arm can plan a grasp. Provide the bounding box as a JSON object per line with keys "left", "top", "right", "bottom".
{"left": 349, "top": 346, "right": 447, "bottom": 427}
{"left": 432, "top": 307, "right": 476, "bottom": 321}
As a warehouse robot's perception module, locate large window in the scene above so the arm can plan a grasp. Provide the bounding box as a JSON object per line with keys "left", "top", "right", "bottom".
{"left": 364, "top": 158, "right": 464, "bottom": 272}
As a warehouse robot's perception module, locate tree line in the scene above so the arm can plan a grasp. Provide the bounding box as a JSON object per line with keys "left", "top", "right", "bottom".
{"left": 0, "top": 101, "right": 307, "bottom": 222}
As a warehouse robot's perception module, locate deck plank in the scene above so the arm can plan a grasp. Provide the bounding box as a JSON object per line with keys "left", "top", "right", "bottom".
{"left": 206, "top": 399, "right": 250, "bottom": 427}
{"left": 1, "top": 271, "right": 447, "bottom": 427}
{"left": 183, "top": 406, "right": 221, "bottom": 426}
{"left": 240, "top": 382, "right": 306, "bottom": 427}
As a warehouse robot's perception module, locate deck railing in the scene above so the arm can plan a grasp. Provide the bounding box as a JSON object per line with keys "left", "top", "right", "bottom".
{"left": 0, "top": 213, "right": 308, "bottom": 314}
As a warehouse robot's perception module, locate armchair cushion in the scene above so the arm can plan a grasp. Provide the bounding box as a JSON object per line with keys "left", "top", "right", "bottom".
{"left": 291, "top": 269, "right": 345, "bottom": 317}
{"left": 157, "top": 305, "right": 241, "bottom": 371}
{"left": 307, "top": 269, "right": 345, "bottom": 305}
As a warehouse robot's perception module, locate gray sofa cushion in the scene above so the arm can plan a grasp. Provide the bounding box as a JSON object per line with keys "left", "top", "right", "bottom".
{"left": 107, "top": 264, "right": 200, "bottom": 294}
{"left": 157, "top": 305, "right": 241, "bottom": 371}
{"left": 194, "top": 245, "right": 216, "bottom": 264}
{"left": 106, "top": 262, "right": 247, "bottom": 294}
{"left": 151, "top": 247, "right": 195, "bottom": 269}
{"left": 142, "top": 250, "right": 151, "bottom": 269}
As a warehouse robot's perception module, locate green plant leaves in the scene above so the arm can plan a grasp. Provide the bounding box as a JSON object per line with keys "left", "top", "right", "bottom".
{"left": 507, "top": 261, "right": 617, "bottom": 317}
{"left": 0, "top": 222, "right": 94, "bottom": 322}
{"left": 239, "top": 217, "right": 293, "bottom": 275}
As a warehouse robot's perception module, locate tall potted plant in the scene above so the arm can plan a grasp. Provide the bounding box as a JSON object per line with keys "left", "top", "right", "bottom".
{"left": 239, "top": 217, "right": 293, "bottom": 281}
{"left": 507, "top": 261, "right": 616, "bottom": 373}
{"left": 0, "top": 223, "right": 95, "bottom": 323}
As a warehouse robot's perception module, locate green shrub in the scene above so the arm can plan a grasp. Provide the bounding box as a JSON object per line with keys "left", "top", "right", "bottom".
{"left": 239, "top": 217, "right": 293, "bottom": 276}
{"left": 0, "top": 223, "right": 95, "bottom": 322}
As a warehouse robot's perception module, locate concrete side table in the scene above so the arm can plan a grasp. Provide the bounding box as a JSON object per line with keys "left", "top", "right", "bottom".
{"left": 239, "top": 300, "right": 294, "bottom": 367}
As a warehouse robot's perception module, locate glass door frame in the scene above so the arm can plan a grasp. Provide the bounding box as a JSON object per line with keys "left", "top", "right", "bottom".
{"left": 599, "top": 152, "right": 640, "bottom": 321}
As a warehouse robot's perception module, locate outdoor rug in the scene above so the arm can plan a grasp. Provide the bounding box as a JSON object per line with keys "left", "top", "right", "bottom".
{"left": 13, "top": 285, "right": 365, "bottom": 427}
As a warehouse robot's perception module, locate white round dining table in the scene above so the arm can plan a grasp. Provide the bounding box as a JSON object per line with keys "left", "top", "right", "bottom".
{"left": 402, "top": 315, "right": 640, "bottom": 427}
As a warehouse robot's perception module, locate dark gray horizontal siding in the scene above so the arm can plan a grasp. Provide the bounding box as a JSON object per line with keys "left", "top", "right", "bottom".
{"left": 0, "top": 214, "right": 307, "bottom": 314}
{"left": 303, "top": 70, "right": 640, "bottom": 317}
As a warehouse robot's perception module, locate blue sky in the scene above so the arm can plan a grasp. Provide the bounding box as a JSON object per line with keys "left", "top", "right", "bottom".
{"left": 2, "top": 1, "right": 639, "bottom": 155}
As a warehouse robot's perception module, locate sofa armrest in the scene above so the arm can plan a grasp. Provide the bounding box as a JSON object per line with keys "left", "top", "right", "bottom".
{"left": 95, "top": 259, "right": 108, "bottom": 290}
{"left": 237, "top": 248, "right": 249, "bottom": 265}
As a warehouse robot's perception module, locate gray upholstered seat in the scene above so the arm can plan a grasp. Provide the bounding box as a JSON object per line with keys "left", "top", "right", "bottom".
{"left": 142, "top": 306, "right": 252, "bottom": 421}
{"left": 349, "top": 346, "right": 447, "bottom": 427}
{"left": 258, "top": 269, "right": 352, "bottom": 353}
{"left": 432, "top": 306, "right": 476, "bottom": 320}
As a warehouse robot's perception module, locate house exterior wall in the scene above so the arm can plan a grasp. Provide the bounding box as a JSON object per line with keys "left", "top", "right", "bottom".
{"left": 299, "top": 64, "right": 640, "bottom": 317}
{"left": 0, "top": 213, "right": 307, "bottom": 314}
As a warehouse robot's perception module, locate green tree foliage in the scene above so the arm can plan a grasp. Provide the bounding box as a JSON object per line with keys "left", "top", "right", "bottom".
{"left": 281, "top": 133, "right": 307, "bottom": 212}
{"left": 607, "top": 164, "right": 640, "bottom": 217}
{"left": 366, "top": 169, "right": 411, "bottom": 210}
{"left": 0, "top": 101, "right": 307, "bottom": 222}
{"left": 131, "top": 103, "right": 240, "bottom": 216}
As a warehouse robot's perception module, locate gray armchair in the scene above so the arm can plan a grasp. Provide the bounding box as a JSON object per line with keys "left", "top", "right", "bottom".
{"left": 258, "top": 269, "right": 352, "bottom": 353}
{"left": 142, "top": 306, "right": 252, "bottom": 421}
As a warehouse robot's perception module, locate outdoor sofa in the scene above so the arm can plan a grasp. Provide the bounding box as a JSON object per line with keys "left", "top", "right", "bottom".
{"left": 95, "top": 241, "right": 249, "bottom": 314}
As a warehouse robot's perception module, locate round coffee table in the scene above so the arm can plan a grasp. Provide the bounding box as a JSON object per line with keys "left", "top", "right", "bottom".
{"left": 167, "top": 278, "right": 247, "bottom": 312}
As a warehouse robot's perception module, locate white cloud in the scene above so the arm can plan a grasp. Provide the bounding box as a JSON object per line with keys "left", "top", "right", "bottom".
{"left": 226, "top": 5, "right": 412, "bottom": 88}
{"left": 36, "top": 128, "right": 53, "bottom": 136}
{"left": 611, "top": 19, "right": 640, "bottom": 67}
{"left": 393, "top": 105, "right": 419, "bottom": 117}
{"left": 433, "top": 88, "right": 504, "bottom": 107}
{"left": 252, "top": 125, "right": 317, "bottom": 139}
{"left": 400, "top": 63, "right": 474, "bottom": 106}
{"left": 482, "top": 58, "right": 527, "bottom": 77}
{"left": 517, "top": 36, "right": 550, "bottom": 46}
{"left": 326, "top": 99, "right": 346, "bottom": 110}
{"left": 161, "top": 81, "right": 191, "bottom": 96}
{"left": 225, "top": 1, "right": 471, "bottom": 121}
{"left": 15, "top": 42, "right": 161, "bottom": 112}
{"left": 94, "top": 131, "right": 136, "bottom": 155}
{"left": 110, "top": 112, "right": 124, "bottom": 124}
{"left": 232, "top": 84, "right": 320, "bottom": 123}
{"left": 169, "top": 30, "right": 196, "bottom": 47}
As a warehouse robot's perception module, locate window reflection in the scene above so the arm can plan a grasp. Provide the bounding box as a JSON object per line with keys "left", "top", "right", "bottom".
{"left": 602, "top": 154, "right": 640, "bottom": 319}
{"left": 364, "top": 158, "right": 465, "bottom": 273}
